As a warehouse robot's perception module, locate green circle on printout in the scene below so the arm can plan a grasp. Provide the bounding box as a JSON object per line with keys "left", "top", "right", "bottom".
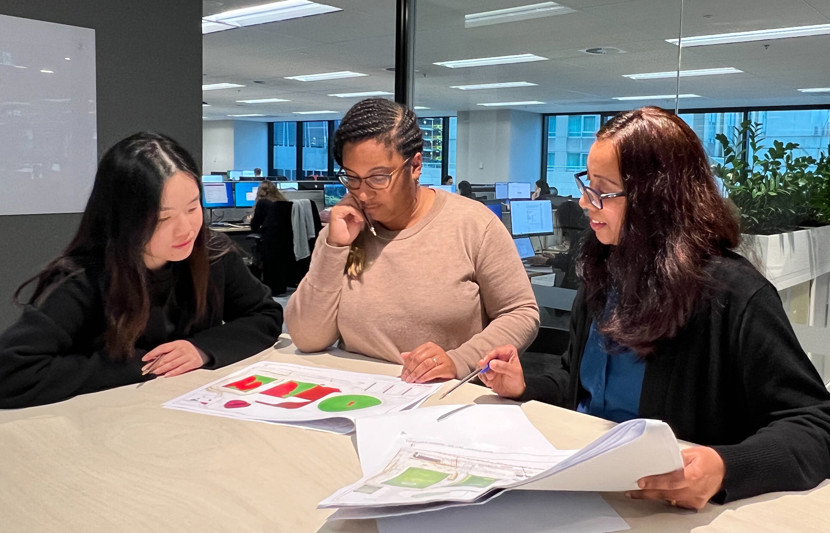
{"left": 317, "top": 394, "right": 382, "bottom": 412}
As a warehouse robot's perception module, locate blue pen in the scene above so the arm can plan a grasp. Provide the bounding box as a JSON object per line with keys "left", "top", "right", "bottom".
{"left": 438, "top": 362, "right": 490, "bottom": 400}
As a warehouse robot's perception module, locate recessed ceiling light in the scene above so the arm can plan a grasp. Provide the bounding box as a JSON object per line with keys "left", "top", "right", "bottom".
{"left": 202, "top": 0, "right": 341, "bottom": 34}
{"left": 477, "top": 101, "right": 545, "bottom": 107}
{"left": 328, "top": 91, "right": 393, "bottom": 98}
{"left": 451, "top": 81, "right": 538, "bottom": 90}
{"left": 236, "top": 98, "right": 290, "bottom": 103}
{"left": 465, "top": 2, "right": 576, "bottom": 28}
{"left": 434, "top": 54, "right": 548, "bottom": 69}
{"left": 667, "top": 23, "right": 830, "bottom": 47}
{"left": 40, "top": 69, "right": 54, "bottom": 74}
{"left": 64, "top": 57, "right": 71, "bottom": 61}
{"left": 293, "top": 110, "right": 337, "bottom": 114}
{"left": 202, "top": 103, "right": 211, "bottom": 107}
{"left": 228, "top": 113, "right": 266, "bottom": 117}
{"left": 623, "top": 67, "right": 742, "bottom": 80}
{"left": 612, "top": 94, "right": 701, "bottom": 101}
{"left": 798, "top": 87, "right": 830, "bottom": 93}
{"left": 285, "top": 71, "right": 367, "bottom": 82}
{"left": 203, "top": 83, "right": 245, "bottom": 91}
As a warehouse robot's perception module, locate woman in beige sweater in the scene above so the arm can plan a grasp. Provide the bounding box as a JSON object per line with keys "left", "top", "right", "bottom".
{"left": 285, "top": 98, "right": 539, "bottom": 383}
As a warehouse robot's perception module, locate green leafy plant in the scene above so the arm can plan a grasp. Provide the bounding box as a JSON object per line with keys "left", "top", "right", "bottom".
{"left": 713, "top": 120, "right": 816, "bottom": 234}
{"left": 807, "top": 145, "right": 830, "bottom": 224}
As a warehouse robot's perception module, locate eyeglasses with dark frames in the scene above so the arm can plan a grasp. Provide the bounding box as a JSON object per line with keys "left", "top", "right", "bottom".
{"left": 337, "top": 157, "right": 412, "bottom": 191}
{"left": 574, "top": 170, "right": 625, "bottom": 210}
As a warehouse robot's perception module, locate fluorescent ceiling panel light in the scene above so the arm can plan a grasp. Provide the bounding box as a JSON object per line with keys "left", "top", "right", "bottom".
{"left": 667, "top": 23, "right": 830, "bottom": 47}
{"left": 623, "top": 67, "right": 742, "bottom": 80}
{"left": 798, "top": 87, "right": 830, "bottom": 93}
{"left": 228, "top": 113, "right": 266, "bottom": 117}
{"left": 612, "top": 94, "right": 701, "bottom": 101}
{"left": 285, "top": 71, "right": 366, "bottom": 82}
{"left": 293, "top": 110, "right": 337, "bottom": 114}
{"left": 414, "top": 106, "right": 430, "bottom": 110}
{"left": 236, "top": 98, "right": 290, "bottom": 103}
{"left": 451, "top": 81, "right": 537, "bottom": 90}
{"left": 434, "top": 54, "right": 548, "bottom": 69}
{"left": 202, "top": 103, "right": 211, "bottom": 107}
{"left": 477, "top": 100, "right": 545, "bottom": 106}
{"left": 465, "top": 2, "right": 576, "bottom": 28}
{"left": 203, "top": 83, "right": 245, "bottom": 91}
{"left": 329, "top": 91, "right": 393, "bottom": 98}
{"left": 202, "top": 0, "right": 341, "bottom": 34}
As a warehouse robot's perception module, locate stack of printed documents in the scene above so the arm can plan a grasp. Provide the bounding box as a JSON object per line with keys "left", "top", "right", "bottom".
{"left": 164, "top": 361, "right": 441, "bottom": 433}
{"left": 320, "top": 405, "right": 682, "bottom": 519}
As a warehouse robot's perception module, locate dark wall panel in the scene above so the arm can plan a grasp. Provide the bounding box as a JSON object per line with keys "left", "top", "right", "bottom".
{"left": 0, "top": 1, "right": 202, "bottom": 329}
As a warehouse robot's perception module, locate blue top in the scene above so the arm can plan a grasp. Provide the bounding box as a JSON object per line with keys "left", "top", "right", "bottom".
{"left": 577, "top": 321, "right": 645, "bottom": 423}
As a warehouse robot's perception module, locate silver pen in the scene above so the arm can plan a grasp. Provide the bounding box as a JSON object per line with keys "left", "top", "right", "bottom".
{"left": 438, "top": 363, "right": 490, "bottom": 400}
{"left": 362, "top": 206, "right": 377, "bottom": 236}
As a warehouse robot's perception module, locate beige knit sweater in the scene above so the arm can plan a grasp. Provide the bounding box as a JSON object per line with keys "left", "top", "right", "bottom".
{"left": 285, "top": 190, "right": 540, "bottom": 378}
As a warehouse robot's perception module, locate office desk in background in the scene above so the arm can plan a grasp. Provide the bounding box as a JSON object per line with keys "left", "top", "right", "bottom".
{"left": 1, "top": 335, "right": 828, "bottom": 532}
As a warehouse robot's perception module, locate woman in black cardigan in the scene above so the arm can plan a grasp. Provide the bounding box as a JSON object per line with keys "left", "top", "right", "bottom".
{"left": 479, "top": 107, "right": 830, "bottom": 509}
{"left": 0, "top": 132, "right": 283, "bottom": 408}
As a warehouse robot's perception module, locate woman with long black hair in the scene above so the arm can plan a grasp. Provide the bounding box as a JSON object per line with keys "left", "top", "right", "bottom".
{"left": 0, "top": 132, "right": 283, "bottom": 408}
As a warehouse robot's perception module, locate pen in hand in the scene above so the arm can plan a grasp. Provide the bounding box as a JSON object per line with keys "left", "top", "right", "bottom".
{"left": 141, "top": 356, "right": 164, "bottom": 376}
{"left": 361, "top": 206, "right": 377, "bottom": 237}
{"left": 438, "top": 363, "right": 490, "bottom": 400}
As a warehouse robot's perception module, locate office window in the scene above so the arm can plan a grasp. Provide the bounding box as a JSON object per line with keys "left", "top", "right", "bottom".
{"left": 419, "top": 117, "right": 443, "bottom": 186}
{"left": 568, "top": 115, "right": 598, "bottom": 138}
{"left": 545, "top": 115, "right": 599, "bottom": 197}
{"left": 302, "top": 121, "right": 329, "bottom": 177}
{"left": 566, "top": 153, "right": 588, "bottom": 172}
{"left": 447, "top": 117, "right": 457, "bottom": 182}
{"left": 272, "top": 122, "right": 297, "bottom": 179}
{"left": 678, "top": 112, "right": 743, "bottom": 165}
{"left": 749, "top": 110, "right": 830, "bottom": 160}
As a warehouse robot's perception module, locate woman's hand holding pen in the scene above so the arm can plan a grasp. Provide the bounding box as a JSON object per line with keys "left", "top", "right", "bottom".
{"left": 478, "top": 344, "right": 526, "bottom": 399}
{"left": 141, "top": 340, "right": 208, "bottom": 378}
{"left": 400, "top": 342, "right": 457, "bottom": 383}
{"left": 627, "top": 446, "right": 725, "bottom": 510}
{"left": 327, "top": 194, "right": 367, "bottom": 247}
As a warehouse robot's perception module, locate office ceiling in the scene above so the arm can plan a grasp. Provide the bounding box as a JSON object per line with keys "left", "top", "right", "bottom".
{"left": 202, "top": 0, "right": 830, "bottom": 121}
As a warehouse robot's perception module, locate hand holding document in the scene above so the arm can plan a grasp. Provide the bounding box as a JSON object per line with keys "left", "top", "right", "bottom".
{"left": 319, "top": 406, "right": 683, "bottom": 515}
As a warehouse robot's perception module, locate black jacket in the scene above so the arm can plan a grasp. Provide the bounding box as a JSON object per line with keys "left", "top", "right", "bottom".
{"left": 0, "top": 246, "right": 283, "bottom": 408}
{"left": 521, "top": 252, "right": 830, "bottom": 502}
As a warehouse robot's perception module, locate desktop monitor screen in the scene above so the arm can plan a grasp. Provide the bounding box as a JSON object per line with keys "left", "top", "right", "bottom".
{"left": 324, "top": 183, "right": 348, "bottom": 207}
{"left": 513, "top": 237, "right": 536, "bottom": 259}
{"left": 508, "top": 182, "right": 532, "bottom": 199}
{"left": 278, "top": 181, "right": 299, "bottom": 190}
{"left": 201, "top": 182, "right": 234, "bottom": 208}
{"left": 485, "top": 201, "right": 502, "bottom": 219}
{"left": 241, "top": 170, "right": 256, "bottom": 177}
{"left": 510, "top": 199, "right": 554, "bottom": 236}
{"left": 201, "top": 175, "right": 223, "bottom": 183}
{"left": 494, "top": 182, "right": 509, "bottom": 200}
{"left": 227, "top": 170, "right": 243, "bottom": 181}
{"left": 234, "top": 181, "right": 260, "bottom": 207}
{"left": 430, "top": 184, "right": 455, "bottom": 193}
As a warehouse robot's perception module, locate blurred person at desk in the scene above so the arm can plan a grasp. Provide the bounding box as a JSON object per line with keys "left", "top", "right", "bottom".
{"left": 286, "top": 98, "right": 539, "bottom": 383}
{"left": 479, "top": 107, "right": 830, "bottom": 509}
{"left": 0, "top": 132, "right": 283, "bottom": 409}
{"left": 526, "top": 200, "right": 588, "bottom": 289}
{"left": 249, "top": 180, "right": 296, "bottom": 295}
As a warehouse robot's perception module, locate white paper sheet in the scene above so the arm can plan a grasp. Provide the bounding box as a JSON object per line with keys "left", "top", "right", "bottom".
{"left": 163, "top": 361, "right": 441, "bottom": 433}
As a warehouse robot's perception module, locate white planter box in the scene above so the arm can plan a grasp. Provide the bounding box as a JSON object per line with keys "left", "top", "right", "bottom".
{"left": 740, "top": 226, "right": 830, "bottom": 291}
{"left": 810, "top": 225, "right": 830, "bottom": 279}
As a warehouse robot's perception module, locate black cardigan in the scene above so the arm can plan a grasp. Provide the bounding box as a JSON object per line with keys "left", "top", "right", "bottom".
{"left": 521, "top": 252, "right": 830, "bottom": 502}
{"left": 0, "top": 246, "right": 283, "bottom": 408}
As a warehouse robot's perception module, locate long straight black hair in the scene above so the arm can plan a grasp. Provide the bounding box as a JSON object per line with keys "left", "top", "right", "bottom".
{"left": 15, "top": 132, "right": 229, "bottom": 358}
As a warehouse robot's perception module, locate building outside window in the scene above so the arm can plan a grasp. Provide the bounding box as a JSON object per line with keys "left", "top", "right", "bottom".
{"left": 272, "top": 122, "right": 297, "bottom": 179}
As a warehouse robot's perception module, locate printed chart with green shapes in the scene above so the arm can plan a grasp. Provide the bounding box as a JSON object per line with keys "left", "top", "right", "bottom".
{"left": 318, "top": 394, "right": 382, "bottom": 412}
{"left": 452, "top": 474, "right": 497, "bottom": 488}
{"left": 383, "top": 467, "right": 449, "bottom": 489}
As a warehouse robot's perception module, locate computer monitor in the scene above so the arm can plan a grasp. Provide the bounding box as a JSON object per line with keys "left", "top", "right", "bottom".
{"left": 201, "top": 182, "right": 234, "bottom": 208}
{"left": 430, "top": 184, "right": 455, "bottom": 193}
{"left": 324, "top": 183, "right": 348, "bottom": 207}
{"left": 227, "top": 170, "right": 243, "bottom": 181}
{"left": 494, "top": 182, "right": 509, "bottom": 200}
{"left": 278, "top": 181, "right": 299, "bottom": 190}
{"left": 510, "top": 199, "right": 554, "bottom": 236}
{"left": 508, "top": 182, "right": 532, "bottom": 199}
{"left": 234, "top": 181, "right": 260, "bottom": 207}
{"left": 241, "top": 170, "right": 256, "bottom": 177}
{"left": 513, "top": 237, "right": 536, "bottom": 259}
{"left": 201, "top": 175, "right": 223, "bottom": 183}
{"left": 485, "top": 201, "right": 502, "bottom": 219}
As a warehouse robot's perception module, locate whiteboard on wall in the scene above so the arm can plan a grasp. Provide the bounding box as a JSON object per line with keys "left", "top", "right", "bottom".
{"left": 0, "top": 14, "right": 97, "bottom": 215}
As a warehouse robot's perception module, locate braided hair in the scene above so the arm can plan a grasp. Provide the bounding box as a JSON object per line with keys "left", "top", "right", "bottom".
{"left": 332, "top": 98, "right": 424, "bottom": 278}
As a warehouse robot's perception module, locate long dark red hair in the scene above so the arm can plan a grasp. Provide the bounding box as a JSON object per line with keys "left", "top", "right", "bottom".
{"left": 578, "top": 107, "right": 740, "bottom": 354}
